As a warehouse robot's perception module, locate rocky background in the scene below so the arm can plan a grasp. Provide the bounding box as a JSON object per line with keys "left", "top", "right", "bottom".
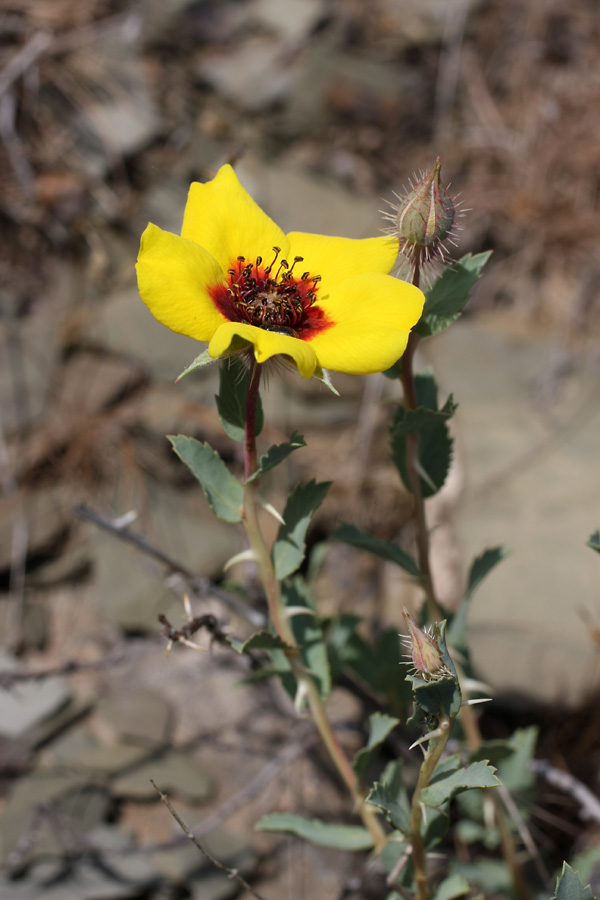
{"left": 1, "top": 0, "right": 600, "bottom": 897}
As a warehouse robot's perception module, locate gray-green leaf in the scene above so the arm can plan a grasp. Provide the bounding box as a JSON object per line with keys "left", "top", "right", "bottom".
{"left": 227, "top": 631, "right": 290, "bottom": 654}
{"left": 168, "top": 435, "right": 243, "bottom": 523}
{"left": 416, "top": 251, "right": 492, "bottom": 337}
{"left": 246, "top": 431, "right": 306, "bottom": 483}
{"left": 255, "top": 813, "right": 374, "bottom": 851}
{"left": 352, "top": 712, "right": 399, "bottom": 783}
{"left": 587, "top": 531, "right": 600, "bottom": 554}
{"left": 421, "top": 760, "right": 501, "bottom": 808}
{"left": 553, "top": 863, "right": 595, "bottom": 900}
{"left": 332, "top": 523, "right": 421, "bottom": 577}
{"left": 272, "top": 480, "right": 331, "bottom": 580}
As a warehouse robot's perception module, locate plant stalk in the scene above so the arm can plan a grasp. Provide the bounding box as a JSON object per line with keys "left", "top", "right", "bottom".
{"left": 409, "top": 715, "right": 452, "bottom": 900}
{"left": 400, "top": 257, "right": 443, "bottom": 622}
{"left": 241, "top": 361, "right": 387, "bottom": 852}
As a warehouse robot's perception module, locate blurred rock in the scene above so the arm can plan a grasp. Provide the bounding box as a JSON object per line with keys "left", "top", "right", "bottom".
{"left": 111, "top": 748, "right": 213, "bottom": 801}
{"left": 51, "top": 19, "right": 159, "bottom": 179}
{"left": 48, "top": 726, "right": 149, "bottom": 773}
{"left": 92, "top": 481, "right": 239, "bottom": 633}
{"left": 85, "top": 286, "right": 205, "bottom": 384}
{"left": 0, "top": 269, "right": 69, "bottom": 435}
{"left": 0, "top": 484, "right": 73, "bottom": 576}
{"left": 94, "top": 687, "right": 172, "bottom": 746}
{"left": 0, "top": 771, "right": 112, "bottom": 868}
{"left": 196, "top": 38, "right": 295, "bottom": 111}
{"left": 429, "top": 311, "right": 600, "bottom": 706}
{"left": 235, "top": 156, "right": 385, "bottom": 237}
{"left": 0, "top": 652, "right": 70, "bottom": 740}
{"left": 153, "top": 825, "right": 255, "bottom": 897}
{"left": 250, "top": 0, "right": 325, "bottom": 42}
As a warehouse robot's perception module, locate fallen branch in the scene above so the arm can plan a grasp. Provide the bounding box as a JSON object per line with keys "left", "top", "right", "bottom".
{"left": 152, "top": 780, "right": 271, "bottom": 900}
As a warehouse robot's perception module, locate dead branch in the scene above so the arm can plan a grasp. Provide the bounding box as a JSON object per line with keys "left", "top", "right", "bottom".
{"left": 73, "top": 502, "right": 265, "bottom": 628}
{"left": 151, "top": 780, "right": 272, "bottom": 900}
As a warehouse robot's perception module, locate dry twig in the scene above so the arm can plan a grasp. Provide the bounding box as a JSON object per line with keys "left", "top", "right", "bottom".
{"left": 151, "top": 780, "right": 272, "bottom": 900}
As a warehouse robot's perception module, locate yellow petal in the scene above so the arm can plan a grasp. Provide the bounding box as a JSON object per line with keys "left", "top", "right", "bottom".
{"left": 136, "top": 224, "right": 227, "bottom": 341}
{"left": 181, "top": 165, "right": 289, "bottom": 273}
{"left": 286, "top": 232, "right": 398, "bottom": 289}
{"left": 307, "top": 275, "right": 424, "bottom": 374}
{"left": 209, "top": 322, "right": 318, "bottom": 378}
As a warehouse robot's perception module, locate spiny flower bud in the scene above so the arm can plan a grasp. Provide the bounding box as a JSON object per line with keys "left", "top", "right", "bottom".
{"left": 401, "top": 608, "right": 445, "bottom": 680}
{"left": 383, "top": 158, "right": 459, "bottom": 267}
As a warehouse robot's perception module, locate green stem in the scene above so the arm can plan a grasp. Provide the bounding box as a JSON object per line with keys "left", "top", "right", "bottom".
{"left": 400, "top": 259, "right": 443, "bottom": 623}
{"left": 409, "top": 715, "right": 452, "bottom": 900}
{"left": 241, "top": 361, "right": 387, "bottom": 853}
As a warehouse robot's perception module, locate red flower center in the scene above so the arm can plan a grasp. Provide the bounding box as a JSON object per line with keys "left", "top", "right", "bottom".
{"left": 210, "top": 247, "right": 332, "bottom": 339}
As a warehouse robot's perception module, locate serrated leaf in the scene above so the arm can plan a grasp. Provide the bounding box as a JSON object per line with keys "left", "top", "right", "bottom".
{"left": 168, "top": 435, "right": 243, "bottom": 523}
{"left": 215, "top": 358, "right": 263, "bottom": 441}
{"left": 552, "top": 863, "right": 595, "bottom": 900}
{"left": 272, "top": 480, "right": 331, "bottom": 580}
{"left": 391, "top": 395, "right": 457, "bottom": 437}
{"left": 391, "top": 372, "right": 455, "bottom": 498}
{"left": 448, "top": 546, "right": 508, "bottom": 656}
{"left": 332, "top": 523, "right": 421, "bottom": 578}
{"left": 423, "top": 805, "right": 450, "bottom": 847}
{"left": 255, "top": 813, "right": 374, "bottom": 851}
{"left": 421, "top": 760, "right": 501, "bottom": 807}
{"left": 227, "top": 631, "right": 290, "bottom": 654}
{"left": 246, "top": 431, "right": 306, "bottom": 483}
{"left": 588, "top": 531, "right": 600, "bottom": 554}
{"left": 431, "top": 873, "right": 470, "bottom": 900}
{"left": 416, "top": 251, "right": 492, "bottom": 337}
{"left": 352, "top": 713, "right": 399, "bottom": 783}
{"left": 367, "top": 775, "right": 411, "bottom": 835}
{"left": 495, "top": 725, "right": 538, "bottom": 795}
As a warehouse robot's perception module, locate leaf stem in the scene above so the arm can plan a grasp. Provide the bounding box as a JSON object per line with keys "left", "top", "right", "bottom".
{"left": 409, "top": 714, "right": 452, "bottom": 900}
{"left": 401, "top": 258, "right": 443, "bottom": 623}
{"left": 241, "top": 360, "right": 386, "bottom": 853}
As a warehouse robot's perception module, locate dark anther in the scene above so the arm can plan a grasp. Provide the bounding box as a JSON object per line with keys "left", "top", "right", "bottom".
{"left": 237, "top": 255, "right": 246, "bottom": 262}
{"left": 301, "top": 271, "right": 310, "bottom": 280}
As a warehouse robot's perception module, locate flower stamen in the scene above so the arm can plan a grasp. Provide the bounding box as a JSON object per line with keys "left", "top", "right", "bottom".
{"left": 211, "top": 246, "right": 331, "bottom": 340}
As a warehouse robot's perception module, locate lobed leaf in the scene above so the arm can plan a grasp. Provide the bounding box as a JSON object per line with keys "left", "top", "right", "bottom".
{"left": 255, "top": 813, "right": 374, "bottom": 851}
{"left": 168, "top": 435, "right": 243, "bottom": 523}
{"left": 416, "top": 251, "right": 492, "bottom": 337}
{"left": 552, "top": 863, "right": 595, "bottom": 900}
{"left": 332, "top": 523, "right": 421, "bottom": 577}
{"left": 352, "top": 712, "right": 399, "bottom": 784}
{"left": 587, "top": 530, "right": 600, "bottom": 554}
{"left": 431, "top": 874, "right": 470, "bottom": 900}
{"left": 448, "top": 546, "right": 508, "bottom": 658}
{"left": 421, "top": 760, "right": 501, "bottom": 808}
{"left": 391, "top": 372, "right": 455, "bottom": 499}
{"left": 272, "top": 480, "right": 331, "bottom": 580}
{"left": 246, "top": 431, "right": 306, "bottom": 483}
{"left": 227, "top": 631, "right": 290, "bottom": 654}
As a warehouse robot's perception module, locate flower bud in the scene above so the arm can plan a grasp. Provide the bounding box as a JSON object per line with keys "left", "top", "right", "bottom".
{"left": 384, "top": 158, "right": 458, "bottom": 265}
{"left": 401, "top": 608, "right": 444, "bottom": 678}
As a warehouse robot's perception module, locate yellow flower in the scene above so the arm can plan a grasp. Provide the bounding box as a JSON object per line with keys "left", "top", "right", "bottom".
{"left": 136, "top": 165, "right": 424, "bottom": 379}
